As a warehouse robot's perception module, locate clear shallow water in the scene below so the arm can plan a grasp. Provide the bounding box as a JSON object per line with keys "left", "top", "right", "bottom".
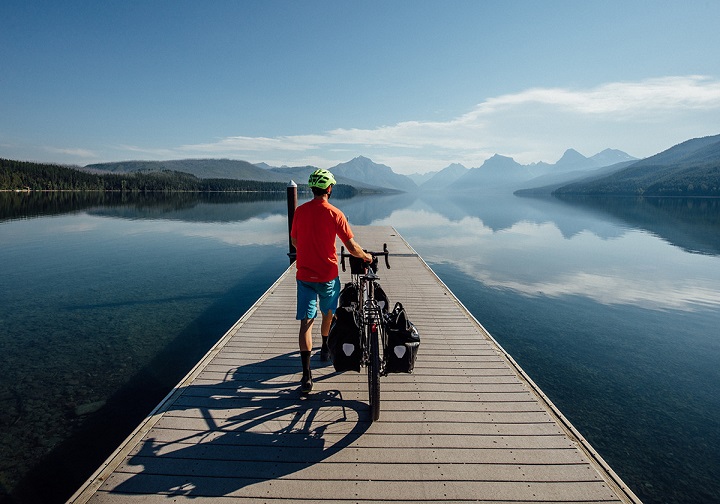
{"left": 1, "top": 191, "right": 719, "bottom": 504}
{"left": 0, "top": 193, "right": 290, "bottom": 502}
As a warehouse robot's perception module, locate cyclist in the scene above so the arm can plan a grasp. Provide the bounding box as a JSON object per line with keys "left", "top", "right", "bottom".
{"left": 291, "top": 169, "right": 372, "bottom": 393}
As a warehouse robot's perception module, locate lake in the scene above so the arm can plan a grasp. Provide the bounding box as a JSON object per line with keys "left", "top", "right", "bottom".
{"left": 1, "top": 190, "right": 719, "bottom": 504}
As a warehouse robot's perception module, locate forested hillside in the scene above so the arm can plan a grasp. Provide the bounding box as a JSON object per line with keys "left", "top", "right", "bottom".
{"left": 85, "top": 158, "right": 287, "bottom": 182}
{"left": 553, "top": 135, "right": 720, "bottom": 197}
{"left": 0, "top": 158, "right": 356, "bottom": 195}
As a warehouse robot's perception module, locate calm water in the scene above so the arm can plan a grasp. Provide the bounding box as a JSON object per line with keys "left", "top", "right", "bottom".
{"left": 1, "top": 191, "right": 719, "bottom": 504}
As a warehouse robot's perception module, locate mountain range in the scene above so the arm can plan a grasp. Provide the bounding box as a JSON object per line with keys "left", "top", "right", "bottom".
{"left": 418, "top": 148, "right": 636, "bottom": 192}
{"left": 86, "top": 156, "right": 417, "bottom": 193}
{"left": 88, "top": 150, "right": 634, "bottom": 193}
{"left": 551, "top": 134, "right": 720, "bottom": 197}
{"left": 82, "top": 134, "right": 719, "bottom": 197}
{"left": 331, "top": 156, "right": 417, "bottom": 192}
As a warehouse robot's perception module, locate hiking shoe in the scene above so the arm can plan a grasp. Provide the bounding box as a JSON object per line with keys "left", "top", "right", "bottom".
{"left": 320, "top": 346, "right": 330, "bottom": 362}
{"left": 301, "top": 374, "right": 313, "bottom": 393}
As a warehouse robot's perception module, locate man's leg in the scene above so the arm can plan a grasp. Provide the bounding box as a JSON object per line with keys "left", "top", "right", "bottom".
{"left": 318, "top": 278, "right": 341, "bottom": 362}
{"left": 320, "top": 309, "right": 333, "bottom": 361}
{"left": 299, "top": 317, "right": 314, "bottom": 352}
{"left": 296, "top": 279, "right": 317, "bottom": 392}
{"left": 299, "top": 317, "right": 314, "bottom": 392}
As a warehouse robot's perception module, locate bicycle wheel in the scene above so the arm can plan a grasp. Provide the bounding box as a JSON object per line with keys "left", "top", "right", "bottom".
{"left": 367, "top": 323, "right": 381, "bottom": 421}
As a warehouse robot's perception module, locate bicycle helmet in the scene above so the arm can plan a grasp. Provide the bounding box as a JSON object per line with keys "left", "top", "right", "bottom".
{"left": 308, "top": 169, "right": 336, "bottom": 190}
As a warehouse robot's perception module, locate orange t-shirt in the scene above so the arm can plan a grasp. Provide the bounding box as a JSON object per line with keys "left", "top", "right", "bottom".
{"left": 291, "top": 198, "right": 353, "bottom": 283}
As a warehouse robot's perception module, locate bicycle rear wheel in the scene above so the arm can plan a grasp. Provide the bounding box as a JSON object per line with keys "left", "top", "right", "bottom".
{"left": 367, "top": 323, "right": 381, "bottom": 421}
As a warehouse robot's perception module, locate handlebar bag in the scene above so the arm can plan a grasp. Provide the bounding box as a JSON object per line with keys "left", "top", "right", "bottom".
{"left": 328, "top": 307, "right": 362, "bottom": 372}
{"left": 348, "top": 255, "right": 368, "bottom": 275}
{"left": 384, "top": 302, "right": 420, "bottom": 373}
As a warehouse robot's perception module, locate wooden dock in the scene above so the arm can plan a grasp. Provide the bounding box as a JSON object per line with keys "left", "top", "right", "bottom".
{"left": 70, "top": 226, "right": 640, "bottom": 503}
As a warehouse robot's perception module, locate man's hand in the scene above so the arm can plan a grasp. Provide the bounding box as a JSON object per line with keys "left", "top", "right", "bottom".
{"left": 344, "top": 238, "right": 373, "bottom": 263}
{"left": 369, "top": 255, "right": 379, "bottom": 271}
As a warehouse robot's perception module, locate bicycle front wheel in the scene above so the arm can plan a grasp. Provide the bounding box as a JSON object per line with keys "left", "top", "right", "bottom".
{"left": 367, "top": 323, "right": 381, "bottom": 421}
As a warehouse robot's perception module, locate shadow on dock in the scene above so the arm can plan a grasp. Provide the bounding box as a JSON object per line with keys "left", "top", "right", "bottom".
{"left": 105, "top": 352, "right": 370, "bottom": 498}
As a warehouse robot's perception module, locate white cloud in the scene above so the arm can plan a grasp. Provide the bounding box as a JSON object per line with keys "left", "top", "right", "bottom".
{"left": 475, "top": 76, "right": 720, "bottom": 116}
{"left": 115, "top": 144, "right": 179, "bottom": 158}
{"left": 45, "top": 147, "right": 98, "bottom": 158}
{"left": 140, "top": 75, "right": 720, "bottom": 173}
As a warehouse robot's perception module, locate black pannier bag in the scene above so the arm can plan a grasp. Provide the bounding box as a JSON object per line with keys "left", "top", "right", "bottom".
{"left": 327, "top": 306, "right": 362, "bottom": 372}
{"left": 372, "top": 281, "right": 390, "bottom": 314}
{"left": 338, "top": 282, "right": 358, "bottom": 308}
{"left": 384, "top": 302, "right": 420, "bottom": 373}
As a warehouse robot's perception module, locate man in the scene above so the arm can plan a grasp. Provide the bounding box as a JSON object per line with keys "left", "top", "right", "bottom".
{"left": 290, "top": 169, "right": 372, "bottom": 393}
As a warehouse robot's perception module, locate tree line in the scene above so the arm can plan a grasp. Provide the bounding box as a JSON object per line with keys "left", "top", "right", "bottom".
{"left": 0, "top": 158, "right": 357, "bottom": 196}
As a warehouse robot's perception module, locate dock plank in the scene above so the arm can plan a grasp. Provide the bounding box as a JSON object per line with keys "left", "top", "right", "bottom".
{"left": 69, "top": 226, "right": 639, "bottom": 504}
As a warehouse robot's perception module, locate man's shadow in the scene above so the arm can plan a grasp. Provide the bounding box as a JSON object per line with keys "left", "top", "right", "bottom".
{"left": 108, "top": 352, "right": 370, "bottom": 497}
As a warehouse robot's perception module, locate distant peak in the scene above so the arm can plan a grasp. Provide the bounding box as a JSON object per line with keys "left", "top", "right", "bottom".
{"left": 556, "top": 148, "right": 588, "bottom": 165}
{"left": 480, "top": 154, "right": 521, "bottom": 170}
{"left": 561, "top": 148, "right": 585, "bottom": 157}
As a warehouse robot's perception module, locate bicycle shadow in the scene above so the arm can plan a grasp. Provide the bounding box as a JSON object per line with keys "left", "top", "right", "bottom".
{"left": 107, "top": 351, "right": 369, "bottom": 498}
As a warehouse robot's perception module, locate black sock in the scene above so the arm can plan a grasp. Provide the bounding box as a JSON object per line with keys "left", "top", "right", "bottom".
{"left": 321, "top": 335, "right": 328, "bottom": 350}
{"left": 301, "top": 350, "right": 311, "bottom": 377}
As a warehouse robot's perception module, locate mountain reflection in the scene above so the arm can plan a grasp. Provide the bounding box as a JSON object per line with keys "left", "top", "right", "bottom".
{"left": 2, "top": 190, "right": 719, "bottom": 257}
{"left": 552, "top": 194, "right": 720, "bottom": 256}
{"left": 0, "top": 191, "right": 288, "bottom": 223}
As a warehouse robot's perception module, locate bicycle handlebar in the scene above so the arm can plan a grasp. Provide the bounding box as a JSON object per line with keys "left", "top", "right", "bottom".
{"left": 340, "top": 243, "right": 390, "bottom": 272}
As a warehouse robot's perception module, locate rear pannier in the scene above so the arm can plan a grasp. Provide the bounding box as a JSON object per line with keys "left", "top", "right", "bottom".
{"left": 384, "top": 302, "right": 420, "bottom": 373}
{"left": 328, "top": 306, "right": 362, "bottom": 372}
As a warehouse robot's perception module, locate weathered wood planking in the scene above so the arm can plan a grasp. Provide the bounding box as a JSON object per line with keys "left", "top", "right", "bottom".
{"left": 70, "top": 226, "right": 640, "bottom": 504}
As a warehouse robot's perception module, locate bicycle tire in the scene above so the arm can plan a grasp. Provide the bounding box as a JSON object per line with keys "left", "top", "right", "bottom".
{"left": 367, "top": 323, "right": 381, "bottom": 421}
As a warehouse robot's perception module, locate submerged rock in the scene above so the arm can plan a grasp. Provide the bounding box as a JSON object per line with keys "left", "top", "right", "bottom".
{"left": 74, "top": 400, "right": 106, "bottom": 417}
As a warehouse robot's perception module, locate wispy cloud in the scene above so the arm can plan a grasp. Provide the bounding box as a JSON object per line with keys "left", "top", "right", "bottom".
{"left": 474, "top": 75, "right": 720, "bottom": 116}
{"left": 45, "top": 147, "right": 98, "bottom": 158}
{"left": 114, "top": 144, "right": 180, "bottom": 158}
{"left": 171, "top": 75, "right": 720, "bottom": 173}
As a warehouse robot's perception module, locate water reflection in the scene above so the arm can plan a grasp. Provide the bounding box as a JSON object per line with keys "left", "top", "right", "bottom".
{"left": 553, "top": 194, "right": 720, "bottom": 255}
{"left": 380, "top": 205, "right": 720, "bottom": 312}
{"left": 0, "top": 191, "right": 289, "bottom": 223}
{"left": 5, "top": 191, "right": 719, "bottom": 257}
{"left": 2, "top": 191, "right": 720, "bottom": 504}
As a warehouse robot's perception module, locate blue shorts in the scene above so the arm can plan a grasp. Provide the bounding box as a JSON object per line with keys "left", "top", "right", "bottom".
{"left": 296, "top": 277, "right": 341, "bottom": 320}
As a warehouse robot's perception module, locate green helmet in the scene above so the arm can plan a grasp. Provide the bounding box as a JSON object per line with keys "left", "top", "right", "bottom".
{"left": 308, "top": 169, "right": 336, "bottom": 190}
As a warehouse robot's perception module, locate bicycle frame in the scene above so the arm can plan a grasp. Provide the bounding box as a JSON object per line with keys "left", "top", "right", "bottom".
{"left": 340, "top": 244, "right": 390, "bottom": 421}
{"left": 359, "top": 269, "right": 387, "bottom": 371}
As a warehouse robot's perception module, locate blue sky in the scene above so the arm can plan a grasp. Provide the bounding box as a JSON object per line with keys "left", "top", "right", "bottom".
{"left": 2, "top": 0, "right": 720, "bottom": 174}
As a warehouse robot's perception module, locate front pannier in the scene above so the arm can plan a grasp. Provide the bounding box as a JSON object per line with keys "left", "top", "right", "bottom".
{"left": 372, "top": 281, "right": 390, "bottom": 314}
{"left": 384, "top": 302, "right": 420, "bottom": 373}
{"left": 328, "top": 306, "right": 362, "bottom": 372}
{"left": 338, "top": 282, "right": 358, "bottom": 308}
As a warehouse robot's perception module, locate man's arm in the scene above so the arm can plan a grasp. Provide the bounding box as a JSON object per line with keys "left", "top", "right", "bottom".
{"left": 343, "top": 237, "right": 373, "bottom": 262}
